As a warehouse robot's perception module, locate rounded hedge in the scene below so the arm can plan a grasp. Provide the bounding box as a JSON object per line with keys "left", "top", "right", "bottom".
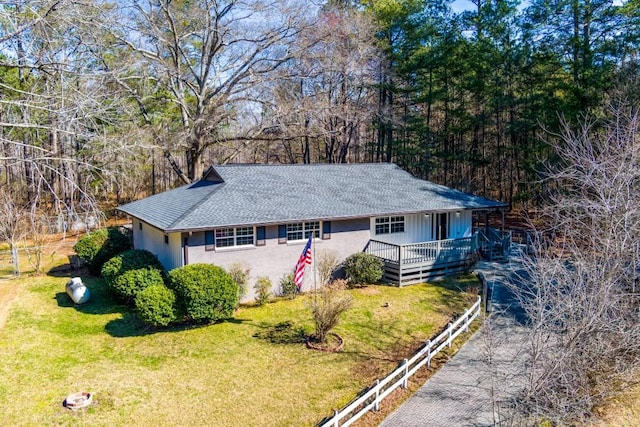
{"left": 111, "top": 267, "right": 166, "bottom": 303}
{"left": 167, "top": 264, "right": 238, "bottom": 323}
{"left": 101, "top": 249, "right": 164, "bottom": 288}
{"left": 135, "top": 285, "right": 177, "bottom": 327}
{"left": 73, "top": 227, "right": 131, "bottom": 274}
{"left": 344, "top": 252, "right": 384, "bottom": 286}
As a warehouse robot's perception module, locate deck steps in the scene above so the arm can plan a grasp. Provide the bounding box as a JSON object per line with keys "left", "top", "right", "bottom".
{"left": 480, "top": 243, "right": 507, "bottom": 261}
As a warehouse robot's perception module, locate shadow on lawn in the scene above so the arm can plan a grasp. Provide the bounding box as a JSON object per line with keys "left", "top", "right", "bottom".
{"left": 54, "top": 278, "right": 125, "bottom": 316}
{"left": 105, "top": 314, "right": 253, "bottom": 338}
{"left": 252, "top": 321, "right": 308, "bottom": 344}
{"left": 51, "top": 268, "right": 255, "bottom": 338}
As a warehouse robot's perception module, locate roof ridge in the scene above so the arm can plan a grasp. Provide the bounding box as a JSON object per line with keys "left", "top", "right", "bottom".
{"left": 214, "top": 162, "right": 396, "bottom": 168}
{"left": 168, "top": 182, "right": 224, "bottom": 229}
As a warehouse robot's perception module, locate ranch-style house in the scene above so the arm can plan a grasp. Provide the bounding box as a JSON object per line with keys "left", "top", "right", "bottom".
{"left": 117, "top": 163, "right": 508, "bottom": 300}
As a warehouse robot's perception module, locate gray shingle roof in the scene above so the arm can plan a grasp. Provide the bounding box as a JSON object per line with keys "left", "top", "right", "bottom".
{"left": 117, "top": 163, "right": 507, "bottom": 232}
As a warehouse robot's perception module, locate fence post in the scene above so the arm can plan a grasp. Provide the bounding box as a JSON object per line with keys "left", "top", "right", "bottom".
{"left": 402, "top": 358, "right": 409, "bottom": 388}
{"left": 374, "top": 379, "right": 381, "bottom": 411}
{"left": 447, "top": 322, "right": 453, "bottom": 348}
{"left": 333, "top": 409, "right": 339, "bottom": 427}
{"left": 464, "top": 309, "right": 470, "bottom": 333}
{"left": 426, "top": 339, "right": 432, "bottom": 368}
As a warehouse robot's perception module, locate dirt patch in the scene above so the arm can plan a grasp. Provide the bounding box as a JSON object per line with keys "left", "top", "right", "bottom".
{"left": 0, "top": 280, "right": 19, "bottom": 331}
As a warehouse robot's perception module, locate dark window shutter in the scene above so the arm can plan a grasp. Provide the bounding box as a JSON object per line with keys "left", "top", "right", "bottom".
{"left": 278, "top": 225, "right": 287, "bottom": 244}
{"left": 256, "top": 226, "right": 266, "bottom": 246}
{"left": 205, "top": 230, "right": 215, "bottom": 251}
{"left": 322, "top": 221, "right": 331, "bottom": 240}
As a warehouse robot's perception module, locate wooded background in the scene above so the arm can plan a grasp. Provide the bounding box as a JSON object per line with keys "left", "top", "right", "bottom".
{"left": 1, "top": 0, "right": 638, "bottom": 225}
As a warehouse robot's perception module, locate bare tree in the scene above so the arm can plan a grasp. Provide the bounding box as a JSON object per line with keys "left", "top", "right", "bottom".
{"left": 514, "top": 99, "right": 640, "bottom": 424}
{"left": 24, "top": 208, "right": 49, "bottom": 274}
{"left": 0, "top": 1, "right": 115, "bottom": 226}
{"left": 316, "top": 249, "right": 339, "bottom": 286}
{"left": 310, "top": 281, "right": 352, "bottom": 344}
{"left": 0, "top": 189, "right": 28, "bottom": 276}
{"left": 262, "top": 4, "right": 380, "bottom": 164}
{"left": 99, "top": 0, "right": 312, "bottom": 182}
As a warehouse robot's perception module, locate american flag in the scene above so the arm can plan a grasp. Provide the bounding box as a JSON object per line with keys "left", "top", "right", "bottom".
{"left": 294, "top": 235, "right": 313, "bottom": 289}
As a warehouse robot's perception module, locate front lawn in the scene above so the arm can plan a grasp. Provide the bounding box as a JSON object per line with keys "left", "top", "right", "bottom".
{"left": 0, "top": 274, "right": 478, "bottom": 426}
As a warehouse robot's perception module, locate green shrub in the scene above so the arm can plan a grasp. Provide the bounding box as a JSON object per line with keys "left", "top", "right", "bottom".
{"left": 101, "top": 249, "right": 164, "bottom": 288}
{"left": 167, "top": 264, "right": 238, "bottom": 323}
{"left": 73, "top": 229, "right": 107, "bottom": 267}
{"left": 254, "top": 276, "right": 272, "bottom": 305}
{"left": 135, "top": 285, "right": 177, "bottom": 327}
{"left": 73, "top": 227, "right": 131, "bottom": 274}
{"left": 111, "top": 267, "right": 166, "bottom": 303}
{"left": 343, "top": 252, "right": 384, "bottom": 286}
{"left": 279, "top": 273, "right": 297, "bottom": 299}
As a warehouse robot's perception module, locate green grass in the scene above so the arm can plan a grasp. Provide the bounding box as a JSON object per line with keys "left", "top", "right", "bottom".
{"left": 0, "top": 274, "right": 478, "bottom": 426}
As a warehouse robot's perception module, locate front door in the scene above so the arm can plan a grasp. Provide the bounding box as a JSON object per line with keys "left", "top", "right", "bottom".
{"left": 435, "top": 213, "right": 448, "bottom": 240}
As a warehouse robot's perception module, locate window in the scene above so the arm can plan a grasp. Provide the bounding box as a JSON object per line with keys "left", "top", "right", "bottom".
{"left": 390, "top": 216, "right": 405, "bottom": 233}
{"left": 235, "top": 227, "right": 254, "bottom": 246}
{"left": 375, "top": 216, "right": 405, "bottom": 235}
{"left": 286, "top": 221, "right": 320, "bottom": 241}
{"left": 164, "top": 235, "right": 169, "bottom": 244}
{"left": 214, "top": 227, "right": 254, "bottom": 248}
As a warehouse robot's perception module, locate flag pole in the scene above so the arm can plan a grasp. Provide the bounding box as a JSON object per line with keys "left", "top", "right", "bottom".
{"left": 313, "top": 230, "right": 317, "bottom": 302}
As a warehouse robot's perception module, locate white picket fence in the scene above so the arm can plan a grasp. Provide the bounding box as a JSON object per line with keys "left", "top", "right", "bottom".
{"left": 319, "top": 295, "right": 482, "bottom": 427}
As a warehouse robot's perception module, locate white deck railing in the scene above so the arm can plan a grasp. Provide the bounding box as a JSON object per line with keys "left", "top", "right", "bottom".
{"left": 366, "top": 237, "right": 476, "bottom": 265}
{"left": 319, "top": 296, "right": 482, "bottom": 427}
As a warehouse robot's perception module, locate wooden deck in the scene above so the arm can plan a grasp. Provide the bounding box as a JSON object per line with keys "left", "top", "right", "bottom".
{"left": 365, "top": 236, "right": 479, "bottom": 286}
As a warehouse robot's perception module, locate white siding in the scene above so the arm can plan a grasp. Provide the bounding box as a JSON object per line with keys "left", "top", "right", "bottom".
{"left": 371, "top": 211, "right": 472, "bottom": 244}
{"left": 449, "top": 210, "right": 472, "bottom": 238}
{"left": 131, "top": 219, "right": 182, "bottom": 271}
{"left": 369, "top": 213, "right": 432, "bottom": 245}
{"left": 168, "top": 232, "right": 183, "bottom": 270}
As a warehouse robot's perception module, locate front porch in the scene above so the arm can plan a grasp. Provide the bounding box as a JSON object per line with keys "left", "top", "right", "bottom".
{"left": 365, "top": 228, "right": 511, "bottom": 286}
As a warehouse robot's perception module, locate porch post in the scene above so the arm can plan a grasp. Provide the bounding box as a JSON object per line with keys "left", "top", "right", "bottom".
{"left": 501, "top": 209, "right": 505, "bottom": 233}
{"left": 397, "top": 244, "right": 403, "bottom": 286}
{"left": 484, "top": 210, "right": 489, "bottom": 234}
{"left": 183, "top": 234, "right": 189, "bottom": 265}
